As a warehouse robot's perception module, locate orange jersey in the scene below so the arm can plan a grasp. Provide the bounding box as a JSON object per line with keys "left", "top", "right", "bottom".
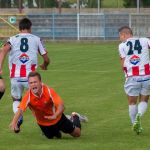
{"left": 19, "top": 84, "right": 63, "bottom": 126}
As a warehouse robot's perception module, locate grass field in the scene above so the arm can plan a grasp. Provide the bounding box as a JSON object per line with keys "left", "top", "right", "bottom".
{"left": 102, "top": 0, "right": 124, "bottom": 8}
{"left": 1, "top": 41, "right": 150, "bottom": 150}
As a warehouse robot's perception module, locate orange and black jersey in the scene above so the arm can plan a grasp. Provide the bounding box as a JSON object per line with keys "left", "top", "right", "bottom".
{"left": 19, "top": 84, "right": 64, "bottom": 126}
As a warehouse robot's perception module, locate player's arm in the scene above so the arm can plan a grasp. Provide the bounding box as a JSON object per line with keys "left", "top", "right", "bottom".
{"left": 0, "top": 77, "right": 5, "bottom": 99}
{"left": 118, "top": 44, "right": 126, "bottom": 70}
{"left": 44, "top": 88, "right": 64, "bottom": 120}
{"left": 120, "top": 57, "right": 125, "bottom": 69}
{"left": 0, "top": 43, "right": 11, "bottom": 74}
{"left": 38, "top": 38, "right": 50, "bottom": 70}
{"left": 9, "top": 108, "right": 23, "bottom": 131}
{"left": 0, "top": 43, "right": 10, "bottom": 99}
{"left": 44, "top": 102, "right": 64, "bottom": 120}
{"left": 9, "top": 92, "right": 29, "bottom": 131}
{"left": 40, "top": 53, "right": 50, "bottom": 70}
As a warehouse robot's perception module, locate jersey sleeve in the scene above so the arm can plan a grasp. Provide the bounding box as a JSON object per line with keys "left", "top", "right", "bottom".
{"left": 50, "top": 88, "right": 64, "bottom": 107}
{"left": 38, "top": 38, "right": 47, "bottom": 55}
{"left": 19, "top": 91, "right": 30, "bottom": 111}
{"left": 118, "top": 43, "right": 126, "bottom": 59}
{"left": 5, "top": 37, "right": 12, "bottom": 47}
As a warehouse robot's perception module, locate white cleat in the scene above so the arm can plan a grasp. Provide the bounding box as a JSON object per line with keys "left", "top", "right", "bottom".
{"left": 71, "top": 112, "right": 88, "bottom": 122}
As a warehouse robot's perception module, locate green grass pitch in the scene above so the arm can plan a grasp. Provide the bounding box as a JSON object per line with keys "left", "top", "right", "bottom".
{"left": 0, "top": 41, "right": 150, "bottom": 150}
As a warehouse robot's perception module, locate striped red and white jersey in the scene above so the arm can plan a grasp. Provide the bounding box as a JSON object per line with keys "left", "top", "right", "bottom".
{"left": 119, "top": 37, "right": 150, "bottom": 77}
{"left": 7, "top": 33, "right": 47, "bottom": 78}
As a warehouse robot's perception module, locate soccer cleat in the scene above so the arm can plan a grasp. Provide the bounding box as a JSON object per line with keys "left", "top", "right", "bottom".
{"left": 132, "top": 113, "right": 143, "bottom": 135}
{"left": 14, "top": 116, "right": 23, "bottom": 133}
{"left": 65, "top": 114, "right": 71, "bottom": 120}
{"left": 71, "top": 112, "right": 88, "bottom": 123}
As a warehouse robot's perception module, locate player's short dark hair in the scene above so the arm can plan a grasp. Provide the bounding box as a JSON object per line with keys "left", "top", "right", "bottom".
{"left": 118, "top": 26, "right": 133, "bottom": 35}
{"left": 19, "top": 18, "right": 32, "bottom": 31}
{"left": 28, "top": 71, "right": 41, "bottom": 81}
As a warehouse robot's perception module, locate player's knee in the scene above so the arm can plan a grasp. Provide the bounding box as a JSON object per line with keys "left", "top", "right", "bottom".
{"left": 72, "top": 132, "right": 81, "bottom": 137}
{"left": 71, "top": 127, "right": 81, "bottom": 137}
{"left": 12, "top": 97, "right": 22, "bottom": 102}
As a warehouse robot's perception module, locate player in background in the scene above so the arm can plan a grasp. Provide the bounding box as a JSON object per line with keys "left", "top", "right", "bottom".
{"left": 0, "top": 18, "right": 50, "bottom": 132}
{"left": 118, "top": 26, "right": 150, "bottom": 134}
{"left": 9, "top": 71, "right": 87, "bottom": 138}
{"left": 0, "top": 42, "right": 5, "bottom": 100}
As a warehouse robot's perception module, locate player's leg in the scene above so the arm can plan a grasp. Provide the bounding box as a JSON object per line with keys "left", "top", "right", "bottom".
{"left": 70, "top": 113, "right": 81, "bottom": 137}
{"left": 58, "top": 113, "right": 81, "bottom": 137}
{"left": 11, "top": 78, "right": 24, "bottom": 133}
{"left": 0, "top": 76, "right": 5, "bottom": 100}
{"left": 124, "top": 77, "right": 139, "bottom": 124}
{"left": 133, "top": 80, "right": 150, "bottom": 134}
{"left": 138, "top": 95, "right": 149, "bottom": 116}
{"left": 128, "top": 96, "right": 138, "bottom": 124}
{"left": 38, "top": 124, "right": 57, "bottom": 139}
{"left": 124, "top": 77, "right": 144, "bottom": 134}
{"left": 127, "top": 96, "right": 143, "bottom": 134}
{"left": 138, "top": 79, "right": 150, "bottom": 116}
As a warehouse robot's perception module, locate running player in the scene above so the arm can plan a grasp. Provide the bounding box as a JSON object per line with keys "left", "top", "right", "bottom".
{"left": 118, "top": 26, "right": 150, "bottom": 134}
{"left": 0, "top": 18, "right": 50, "bottom": 132}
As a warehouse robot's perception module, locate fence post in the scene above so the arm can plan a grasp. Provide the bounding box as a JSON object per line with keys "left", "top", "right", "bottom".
{"left": 52, "top": 13, "right": 55, "bottom": 40}
{"left": 129, "top": 14, "right": 131, "bottom": 28}
{"left": 77, "top": 13, "right": 80, "bottom": 41}
{"left": 104, "top": 14, "right": 106, "bottom": 40}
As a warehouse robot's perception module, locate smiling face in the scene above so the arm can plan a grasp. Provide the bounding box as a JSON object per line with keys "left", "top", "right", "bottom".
{"left": 28, "top": 76, "right": 42, "bottom": 96}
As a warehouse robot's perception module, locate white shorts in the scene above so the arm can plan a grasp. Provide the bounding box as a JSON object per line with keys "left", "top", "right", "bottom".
{"left": 124, "top": 75, "right": 150, "bottom": 96}
{"left": 10, "top": 78, "right": 29, "bottom": 100}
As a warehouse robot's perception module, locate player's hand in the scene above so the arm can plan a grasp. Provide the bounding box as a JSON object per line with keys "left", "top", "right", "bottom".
{"left": 0, "top": 67, "right": 2, "bottom": 75}
{"left": 39, "top": 64, "right": 47, "bottom": 70}
{"left": 9, "top": 122, "right": 18, "bottom": 132}
{"left": 44, "top": 114, "right": 57, "bottom": 120}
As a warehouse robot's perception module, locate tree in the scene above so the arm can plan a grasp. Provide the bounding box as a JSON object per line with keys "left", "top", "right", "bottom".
{"left": 123, "top": 0, "right": 150, "bottom": 8}
{"left": 142, "top": 0, "right": 150, "bottom": 7}
{"left": 0, "top": 0, "right": 11, "bottom": 8}
{"left": 87, "top": 0, "right": 102, "bottom": 8}
{"left": 87, "top": 0, "right": 97, "bottom": 8}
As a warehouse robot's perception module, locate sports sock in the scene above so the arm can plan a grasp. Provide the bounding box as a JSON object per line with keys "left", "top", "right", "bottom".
{"left": 13, "top": 101, "right": 20, "bottom": 113}
{"left": 129, "top": 105, "right": 138, "bottom": 124}
{"left": 72, "top": 115, "right": 81, "bottom": 129}
{"left": 138, "top": 101, "right": 148, "bottom": 116}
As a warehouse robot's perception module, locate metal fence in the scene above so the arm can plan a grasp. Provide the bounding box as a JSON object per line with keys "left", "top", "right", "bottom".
{"left": 28, "top": 13, "right": 150, "bottom": 40}
{"left": 0, "top": 13, "right": 150, "bottom": 40}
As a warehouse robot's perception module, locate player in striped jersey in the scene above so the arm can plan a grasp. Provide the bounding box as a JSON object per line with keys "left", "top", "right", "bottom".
{"left": 0, "top": 18, "right": 50, "bottom": 132}
{"left": 118, "top": 26, "right": 150, "bottom": 134}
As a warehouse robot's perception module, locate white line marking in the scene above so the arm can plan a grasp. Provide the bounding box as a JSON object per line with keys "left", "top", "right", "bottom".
{"left": 40, "top": 69, "right": 116, "bottom": 73}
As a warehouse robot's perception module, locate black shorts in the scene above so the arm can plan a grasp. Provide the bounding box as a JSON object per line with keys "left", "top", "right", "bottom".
{"left": 39, "top": 113, "right": 75, "bottom": 139}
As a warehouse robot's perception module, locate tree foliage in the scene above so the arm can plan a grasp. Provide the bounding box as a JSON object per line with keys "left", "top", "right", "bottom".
{"left": 87, "top": 0, "right": 103, "bottom": 8}
{"left": 123, "top": 0, "right": 150, "bottom": 8}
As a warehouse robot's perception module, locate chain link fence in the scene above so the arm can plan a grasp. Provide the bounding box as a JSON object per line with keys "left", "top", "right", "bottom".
{"left": 0, "top": 13, "right": 150, "bottom": 40}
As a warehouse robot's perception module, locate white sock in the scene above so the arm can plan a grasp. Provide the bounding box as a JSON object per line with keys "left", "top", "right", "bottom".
{"left": 129, "top": 105, "right": 138, "bottom": 124}
{"left": 13, "top": 101, "right": 20, "bottom": 114}
{"left": 138, "top": 101, "right": 148, "bottom": 116}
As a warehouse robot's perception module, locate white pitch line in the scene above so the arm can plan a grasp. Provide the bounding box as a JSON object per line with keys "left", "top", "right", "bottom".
{"left": 40, "top": 69, "right": 117, "bottom": 73}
